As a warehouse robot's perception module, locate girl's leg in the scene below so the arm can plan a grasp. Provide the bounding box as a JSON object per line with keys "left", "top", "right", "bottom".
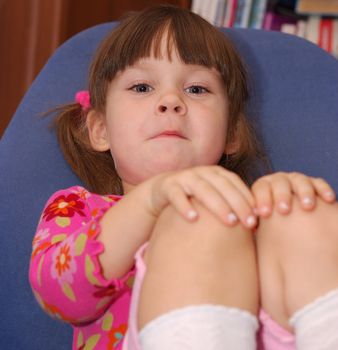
{"left": 136, "top": 197, "right": 259, "bottom": 348}
{"left": 256, "top": 196, "right": 338, "bottom": 346}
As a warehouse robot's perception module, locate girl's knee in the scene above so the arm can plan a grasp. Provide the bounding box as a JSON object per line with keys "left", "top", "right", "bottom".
{"left": 145, "top": 197, "right": 258, "bottom": 283}
{"left": 256, "top": 196, "right": 338, "bottom": 254}
{"left": 149, "top": 197, "right": 256, "bottom": 258}
{"left": 144, "top": 198, "right": 258, "bottom": 286}
{"left": 256, "top": 196, "right": 338, "bottom": 320}
{"left": 138, "top": 198, "right": 259, "bottom": 327}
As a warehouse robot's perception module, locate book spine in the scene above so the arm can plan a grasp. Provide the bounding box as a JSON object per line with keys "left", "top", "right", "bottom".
{"left": 201, "top": 0, "right": 213, "bottom": 23}
{"left": 296, "top": 20, "right": 307, "bottom": 38}
{"left": 281, "top": 23, "right": 297, "bottom": 35}
{"left": 224, "top": 0, "right": 238, "bottom": 27}
{"left": 262, "top": 11, "right": 273, "bottom": 30}
{"left": 215, "top": 0, "right": 228, "bottom": 27}
{"left": 333, "top": 19, "right": 338, "bottom": 58}
{"left": 319, "top": 18, "right": 333, "bottom": 53}
{"left": 191, "top": 0, "right": 201, "bottom": 14}
{"left": 305, "top": 16, "right": 320, "bottom": 45}
{"left": 241, "top": 0, "right": 253, "bottom": 28}
{"left": 249, "top": 0, "right": 268, "bottom": 29}
{"left": 234, "top": 0, "right": 253, "bottom": 28}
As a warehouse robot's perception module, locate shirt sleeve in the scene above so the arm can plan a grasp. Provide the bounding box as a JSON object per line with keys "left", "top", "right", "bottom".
{"left": 29, "top": 186, "right": 135, "bottom": 325}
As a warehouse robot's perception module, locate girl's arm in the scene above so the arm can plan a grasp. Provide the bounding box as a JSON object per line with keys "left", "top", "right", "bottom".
{"left": 29, "top": 185, "right": 153, "bottom": 325}
{"left": 97, "top": 181, "right": 157, "bottom": 280}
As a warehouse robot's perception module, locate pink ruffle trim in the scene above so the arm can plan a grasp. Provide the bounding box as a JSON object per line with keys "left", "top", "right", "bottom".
{"left": 86, "top": 201, "right": 136, "bottom": 292}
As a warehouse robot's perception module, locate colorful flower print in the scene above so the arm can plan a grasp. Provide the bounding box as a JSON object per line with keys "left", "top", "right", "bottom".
{"left": 71, "top": 187, "right": 91, "bottom": 200}
{"left": 43, "top": 193, "right": 86, "bottom": 221}
{"left": 32, "top": 228, "right": 50, "bottom": 251}
{"left": 51, "top": 237, "right": 77, "bottom": 286}
{"left": 107, "top": 323, "right": 127, "bottom": 349}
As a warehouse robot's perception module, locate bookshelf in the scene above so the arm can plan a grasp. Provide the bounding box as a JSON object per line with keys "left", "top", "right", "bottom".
{"left": 191, "top": 0, "right": 338, "bottom": 59}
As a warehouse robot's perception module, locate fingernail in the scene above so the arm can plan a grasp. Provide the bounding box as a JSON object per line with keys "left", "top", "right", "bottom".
{"left": 260, "top": 206, "right": 271, "bottom": 216}
{"left": 278, "top": 202, "right": 289, "bottom": 212}
{"left": 246, "top": 215, "right": 257, "bottom": 228}
{"left": 302, "top": 197, "right": 314, "bottom": 206}
{"left": 187, "top": 210, "right": 198, "bottom": 220}
{"left": 227, "top": 212, "right": 238, "bottom": 224}
{"left": 324, "top": 191, "right": 335, "bottom": 200}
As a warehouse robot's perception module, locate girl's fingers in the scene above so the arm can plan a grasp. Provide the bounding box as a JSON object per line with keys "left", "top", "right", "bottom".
{"left": 288, "top": 173, "right": 316, "bottom": 210}
{"left": 166, "top": 183, "right": 199, "bottom": 221}
{"left": 197, "top": 171, "right": 256, "bottom": 229}
{"left": 250, "top": 172, "right": 336, "bottom": 219}
{"left": 216, "top": 167, "right": 256, "bottom": 208}
{"left": 310, "top": 177, "right": 336, "bottom": 203}
{"left": 185, "top": 175, "right": 243, "bottom": 227}
{"left": 251, "top": 178, "right": 273, "bottom": 218}
{"left": 267, "top": 174, "right": 293, "bottom": 215}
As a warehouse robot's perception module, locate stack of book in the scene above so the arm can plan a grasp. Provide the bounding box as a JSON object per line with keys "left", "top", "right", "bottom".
{"left": 191, "top": 0, "right": 338, "bottom": 58}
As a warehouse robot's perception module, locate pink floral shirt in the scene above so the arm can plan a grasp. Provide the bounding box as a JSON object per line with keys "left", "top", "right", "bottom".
{"left": 29, "top": 186, "right": 135, "bottom": 350}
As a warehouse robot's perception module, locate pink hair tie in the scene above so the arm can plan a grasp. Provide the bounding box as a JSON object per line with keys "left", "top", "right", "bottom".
{"left": 75, "top": 90, "right": 91, "bottom": 111}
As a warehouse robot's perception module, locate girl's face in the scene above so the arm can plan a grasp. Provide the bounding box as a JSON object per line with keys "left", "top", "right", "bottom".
{"left": 89, "top": 40, "right": 236, "bottom": 192}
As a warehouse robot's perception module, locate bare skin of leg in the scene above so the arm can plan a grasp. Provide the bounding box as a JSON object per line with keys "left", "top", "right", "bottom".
{"left": 137, "top": 197, "right": 259, "bottom": 331}
{"left": 256, "top": 196, "right": 338, "bottom": 333}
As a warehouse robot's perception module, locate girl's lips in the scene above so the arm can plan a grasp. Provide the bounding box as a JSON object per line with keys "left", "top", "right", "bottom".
{"left": 152, "top": 130, "right": 186, "bottom": 139}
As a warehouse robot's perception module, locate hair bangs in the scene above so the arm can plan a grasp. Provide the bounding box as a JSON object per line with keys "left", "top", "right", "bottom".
{"left": 118, "top": 11, "right": 231, "bottom": 72}
{"left": 90, "top": 5, "right": 244, "bottom": 113}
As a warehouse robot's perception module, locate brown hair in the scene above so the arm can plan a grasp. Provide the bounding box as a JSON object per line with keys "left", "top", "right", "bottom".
{"left": 54, "top": 5, "right": 268, "bottom": 195}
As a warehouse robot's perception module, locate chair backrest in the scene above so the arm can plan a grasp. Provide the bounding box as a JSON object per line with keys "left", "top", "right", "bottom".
{"left": 0, "top": 22, "right": 337, "bottom": 349}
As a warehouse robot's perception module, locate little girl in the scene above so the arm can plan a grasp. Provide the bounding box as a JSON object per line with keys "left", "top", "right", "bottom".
{"left": 29, "top": 5, "right": 338, "bottom": 350}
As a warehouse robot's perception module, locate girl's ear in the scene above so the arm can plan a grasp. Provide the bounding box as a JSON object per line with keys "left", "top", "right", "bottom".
{"left": 86, "top": 110, "right": 110, "bottom": 152}
{"left": 224, "top": 126, "right": 240, "bottom": 155}
{"left": 225, "top": 138, "right": 240, "bottom": 155}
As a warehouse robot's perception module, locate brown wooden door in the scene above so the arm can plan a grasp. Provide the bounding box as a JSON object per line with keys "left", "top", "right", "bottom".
{"left": 0, "top": 0, "right": 191, "bottom": 137}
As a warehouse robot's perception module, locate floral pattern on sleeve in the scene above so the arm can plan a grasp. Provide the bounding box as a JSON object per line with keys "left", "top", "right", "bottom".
{"left": 29, "top": 186, "right": 135, "bottom": 325}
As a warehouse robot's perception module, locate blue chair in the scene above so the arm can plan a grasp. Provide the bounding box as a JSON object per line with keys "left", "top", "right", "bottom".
{"left": 1, "top": 22, "right": 337, "bottom": 349}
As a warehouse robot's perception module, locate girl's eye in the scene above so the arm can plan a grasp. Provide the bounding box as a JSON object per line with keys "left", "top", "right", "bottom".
{"left": 186, "top": 86, "right": 208, "bottom": 94}
{"left": 130, "top": 84, "right": 153, "bottom": 93}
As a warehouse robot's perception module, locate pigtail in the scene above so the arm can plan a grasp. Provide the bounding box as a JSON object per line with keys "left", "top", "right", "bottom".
{"left": 52, "top": 104, "right": 123, "bottom": 195}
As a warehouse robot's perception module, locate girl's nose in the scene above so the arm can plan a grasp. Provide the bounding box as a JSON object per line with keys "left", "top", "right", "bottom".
{"left": 156, "top": 93, "right": 187, "bottom": 116}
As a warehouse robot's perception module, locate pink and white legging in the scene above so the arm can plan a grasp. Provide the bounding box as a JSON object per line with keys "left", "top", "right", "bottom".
{"left": 122, "top": 242, "right": 338, "bottom": 350}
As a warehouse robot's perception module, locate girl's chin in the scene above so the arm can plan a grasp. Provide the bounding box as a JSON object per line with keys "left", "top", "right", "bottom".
{"left": 147, "top": 160, "right": 195, "bottom": 174}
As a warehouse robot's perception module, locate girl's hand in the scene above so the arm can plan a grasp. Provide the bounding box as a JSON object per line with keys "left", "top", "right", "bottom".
{"left": 144, "top": 165, "right": 257, "bottom": 229}
{"left": 251, "top": 172, "right": 336, "bottom": 217}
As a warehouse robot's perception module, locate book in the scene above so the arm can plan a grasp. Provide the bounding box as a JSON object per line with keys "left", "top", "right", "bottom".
{"left": 214, "top": 0, "right": 228, "bottom": 26}
{"left": 296, "top": 0, "right": 338, "bottom": 16}
{"left": 296, "top": 19, "right": 307, "bottom": 38}
{"left": 305, "top": 16, "right": 320, "bottom": 45}
{"left": 319, "top": 18, "right": 334, "bottom": 53}
{"left": 191, "top": 0, "right": 227, "bottom": 26}
{"left": 234, "top": 0, "right": 253, "bottom": 28}
{"left": 249, "top": 0, "right": 268, "bottom": 29}
{"left": 333, "top": 19, "right": 338, "bottom": 58}
{"left": 263, "top": 10, "right": 298, "bottom": 31}
{"left": 191, "top": 0, "right": 203, "bottom": 15}
{"left": 223, "top": 0, "right": 238, "bottom": 27}
{"left": 203, "top": 0, "right": 219, "bottom": 25}
{"left": 305, "top": 17, "right": 338, "bottom": 56}
{"left": 281, "top": 23, "right": 297, "bottom": 34}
